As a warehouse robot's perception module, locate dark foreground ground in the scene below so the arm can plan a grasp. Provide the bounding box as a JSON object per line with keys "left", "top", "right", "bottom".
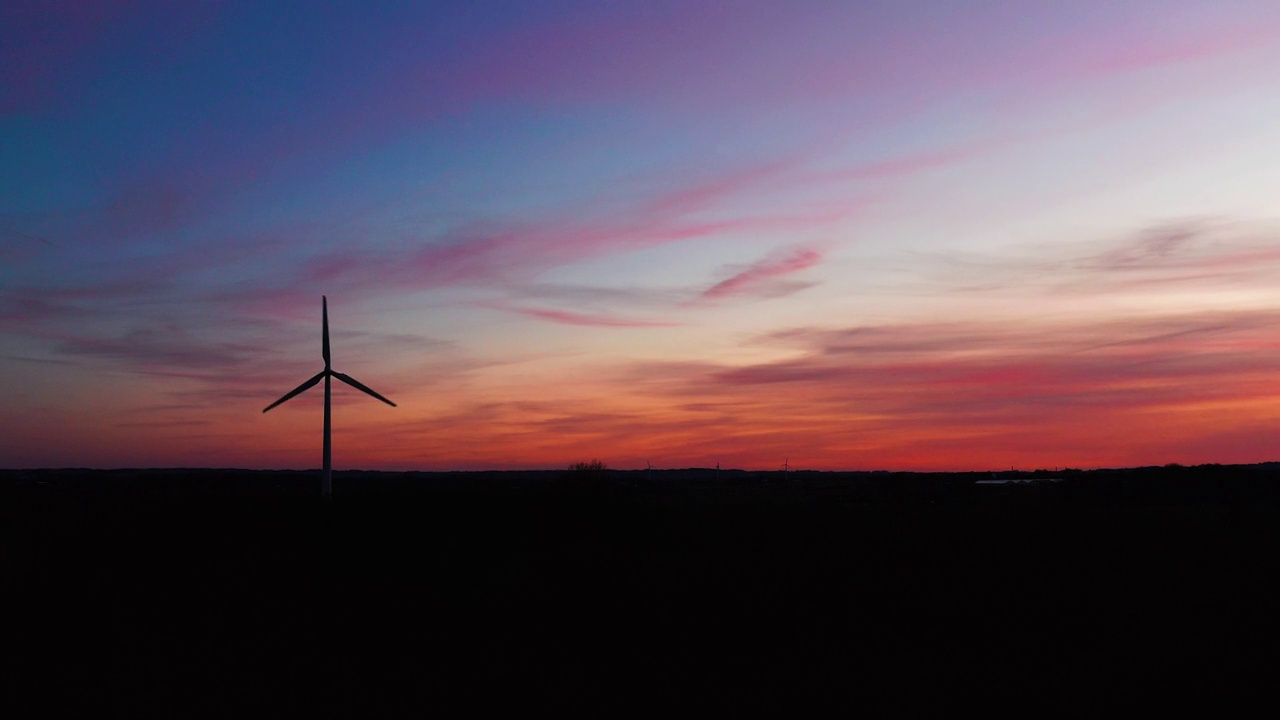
{"left": 5, "top": 464, "right": 1280, "bottom": 712}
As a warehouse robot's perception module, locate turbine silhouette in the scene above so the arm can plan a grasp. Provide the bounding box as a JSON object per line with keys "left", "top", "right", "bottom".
{"left": 263, "top": 296, "right": 396, "bottom": 498}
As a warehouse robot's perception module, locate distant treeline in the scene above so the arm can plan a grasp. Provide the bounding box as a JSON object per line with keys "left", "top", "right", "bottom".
{"left": 3, "top": 461, "right": 1278, "bottom": 506}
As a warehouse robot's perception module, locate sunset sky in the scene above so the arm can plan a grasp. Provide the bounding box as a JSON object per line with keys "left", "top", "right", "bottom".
{"left": 3, "top": 1, "right": 1280, "bottom": 471}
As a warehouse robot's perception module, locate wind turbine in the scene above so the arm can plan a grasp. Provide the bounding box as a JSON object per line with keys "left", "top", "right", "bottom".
{"left": 263, "top": 296, "right": 396, "bottom": 498}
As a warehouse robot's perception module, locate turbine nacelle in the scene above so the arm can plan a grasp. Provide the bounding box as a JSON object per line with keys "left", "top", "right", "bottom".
{"left": 261, "top": 369, "right": 397, "bottom": 413}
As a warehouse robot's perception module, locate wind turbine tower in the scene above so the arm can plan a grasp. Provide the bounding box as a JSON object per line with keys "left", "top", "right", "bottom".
{"left": 263, "top": 296, "right": 396, "bottom": 498}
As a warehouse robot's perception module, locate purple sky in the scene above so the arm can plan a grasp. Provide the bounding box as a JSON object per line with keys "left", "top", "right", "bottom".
{"left": 3, "top": 1, "right": 1280, "bottom": 471}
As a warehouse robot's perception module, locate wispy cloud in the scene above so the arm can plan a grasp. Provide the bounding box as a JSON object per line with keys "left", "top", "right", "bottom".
{"left": 484, "top": 302, "right": 676, "bottom": 328}
{"left": 115, "top": 419, "right": 212, "bottom": 429}
{"left": 1078, "top": 222, "right": 1280, "bottom": 282}
{"left": 1066, "top": 11, "right": 1280, "bottom": 81}
{"left": 6, "top": 3, "right": 1280, "bottom": 472}
{"left": 269, "top": 161, "right": 865, "bottom": 304}
{"left": 56, "top": 328, "right": 260, "bottom": 370}
{"left": 604, "top": 308, "right": 1280, "bottom": 469}
{"left": 700, "top": 247, "right": 822, "bottom": 301}
{"left": 918, "top": 219, "right": 1280, "bottom": 296}
{"left": 370, "top": 303, "right": 1280, "bottom": 470}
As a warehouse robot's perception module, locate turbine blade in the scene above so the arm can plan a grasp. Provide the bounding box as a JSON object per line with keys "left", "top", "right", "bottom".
{"left": 322, "top": 296, "right": 330, "bottom": 368}
{"left": 262, "top": 370, "right": 326, "bottom": 413}
{"left": 332, "top": 371, "right": 396, "bottom": 407}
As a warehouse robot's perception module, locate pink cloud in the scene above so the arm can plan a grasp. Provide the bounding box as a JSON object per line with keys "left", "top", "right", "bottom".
{"left": 642, "top": 158, "right": 800, "bottom": 217}
{"left": 275, "top": 157, "right": 866, "bottom": 303}
{"left": 1071, "top": 14, "right": 1280, "bottom": 80}
{"left": 485, "top": 302, "right": 675, "bottom": 328}
{"left": 701, "top": 247, "right": 822, "bottom": 300}
{"left": 800, "top": 133, "right": 1035, "bottom": 189}
{"left": 739, "top": 313, "right": 1279, "bottom": 408}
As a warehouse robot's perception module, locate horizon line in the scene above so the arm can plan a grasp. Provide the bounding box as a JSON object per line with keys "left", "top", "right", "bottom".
{"left": 4, "top": 460, "right": 1277, "bottom": 475}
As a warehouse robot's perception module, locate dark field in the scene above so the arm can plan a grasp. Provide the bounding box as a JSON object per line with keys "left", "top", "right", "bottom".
{"left": 6, "top": 464, "right": 1280, "bottom": 711}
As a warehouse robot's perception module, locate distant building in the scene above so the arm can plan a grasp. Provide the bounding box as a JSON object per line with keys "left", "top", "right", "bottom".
{"left": 974, "top": 477, "right": 1064, "bottom": 485}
